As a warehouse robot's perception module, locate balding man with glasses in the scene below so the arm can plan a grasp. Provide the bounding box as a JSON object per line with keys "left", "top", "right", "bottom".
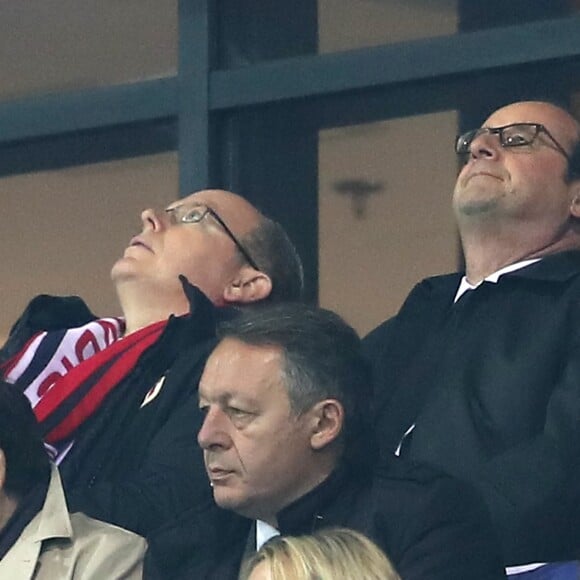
{"left": 0, "top": 189, "right": 303, "bottom": 543}
{"left": 364, "top": 101, "right": 580, "bottom": 576}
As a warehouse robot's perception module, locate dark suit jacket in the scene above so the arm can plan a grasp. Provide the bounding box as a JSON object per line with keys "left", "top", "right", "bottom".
{"left": 363, "top": 251, "right": 580, "bottom": 566}
{"left": 145, "top": 460, "right": 505, "bottom": 580}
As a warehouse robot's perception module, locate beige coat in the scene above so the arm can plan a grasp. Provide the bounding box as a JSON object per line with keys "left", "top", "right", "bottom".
{"left": 0, "top": 466, "right": 146, "bottom": 579}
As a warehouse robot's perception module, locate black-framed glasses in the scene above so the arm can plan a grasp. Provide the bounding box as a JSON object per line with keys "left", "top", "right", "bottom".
{"left": 455, "top": 123, "right": 571, "bottom": 162}
{"left": 165, "top": 204, "right": 261, "bottom": 271}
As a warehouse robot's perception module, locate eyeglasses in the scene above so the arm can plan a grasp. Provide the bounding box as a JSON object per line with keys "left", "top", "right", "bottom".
{"left": 165, "top": 204, "right": 261, "bottom": 271}
{"left": 455, "top": 123, "right": 571, "bottom": 162}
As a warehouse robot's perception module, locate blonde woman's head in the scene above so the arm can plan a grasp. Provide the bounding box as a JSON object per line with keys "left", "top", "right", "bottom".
{"left": 240, "top": 527, "right": 401, "bottom": 580}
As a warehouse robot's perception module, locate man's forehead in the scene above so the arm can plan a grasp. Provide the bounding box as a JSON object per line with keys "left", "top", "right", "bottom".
{"left": 178, "top": 189, "right": 235, "bottom": 207}
{"left": 485, "top": 102, "right": 575, "bottom": 133}
{"left": 199, "top": 339, "right": 285, "bottom": 397}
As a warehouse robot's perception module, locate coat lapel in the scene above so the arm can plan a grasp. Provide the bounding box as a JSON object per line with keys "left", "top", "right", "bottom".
{"left": 375, "top": 275, "right": 459, "bottom": 454}
{"left": 0, "top": 467, "right": 72, "bottom": 580}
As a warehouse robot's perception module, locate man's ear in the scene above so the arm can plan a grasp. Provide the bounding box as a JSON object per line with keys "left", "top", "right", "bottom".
{"left": 0, "top": 449, "right": 6, "bottom": 492}
{"left": 308, "top": 399, "right": 344, "bottom": 451}
{"left": 570, "top": 183, "right": 580, "bottom": 219}
{"left": 223, "top": 267, "right": 273, "bottom": 305}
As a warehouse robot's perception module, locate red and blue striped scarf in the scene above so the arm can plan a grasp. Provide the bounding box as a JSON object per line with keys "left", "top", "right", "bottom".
{"left": 1, "top": 317, "right": 166, "bottom": 460}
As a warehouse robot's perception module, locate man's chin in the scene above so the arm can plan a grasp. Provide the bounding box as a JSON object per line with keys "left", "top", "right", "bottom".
{"left": 453, "top": 189, "right": 502, "bottom": 218}
{"left": 110, "top": 258, "right": 138, "bottom": 283}
{"left": 213, "top": 492, "right": 238, "bottom": 512}
{"left": 213, "top": 488, "right": 249, "bottom": 514}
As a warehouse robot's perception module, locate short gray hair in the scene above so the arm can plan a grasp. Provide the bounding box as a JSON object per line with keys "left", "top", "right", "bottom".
{"left": 218, "top": 304, "right": 376, "bottom": 475}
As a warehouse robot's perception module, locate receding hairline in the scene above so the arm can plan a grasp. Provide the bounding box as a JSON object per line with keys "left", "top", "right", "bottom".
{"left": 180, "top": 188, "right": 264, "bottom": 238}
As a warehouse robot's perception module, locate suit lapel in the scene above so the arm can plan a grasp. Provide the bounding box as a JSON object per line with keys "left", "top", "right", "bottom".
{"left": 375, "top": 275, "right": 458, "bottom": 455}
{"left": 0, "top": 518, "right": 43, "bottom": 580}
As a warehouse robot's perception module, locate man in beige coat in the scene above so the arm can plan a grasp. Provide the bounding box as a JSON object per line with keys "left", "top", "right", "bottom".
{"left": 0, "top": 382, "right": 146, "bottom": 579}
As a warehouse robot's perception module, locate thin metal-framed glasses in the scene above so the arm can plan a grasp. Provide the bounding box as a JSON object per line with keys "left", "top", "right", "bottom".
{"left": 455, "top": 123, "right": 571, "bottom": 162}
{"left": 165, "top": 204, "right": 261, "bottom": 271}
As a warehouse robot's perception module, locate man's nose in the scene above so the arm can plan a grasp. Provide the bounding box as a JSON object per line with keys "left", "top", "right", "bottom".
{"left": 140, "top": 208, "right": 165, "bottom": 232}
{"left": 469, "top": 130, "right": 501, "bottom": 160}
{"left": 198, "top": 408, "right": 231, "bottom": 451}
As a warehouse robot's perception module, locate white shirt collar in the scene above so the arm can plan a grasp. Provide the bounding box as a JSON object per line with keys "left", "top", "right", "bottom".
{"left": 454, "top": 259, "right": 541, "bottom": 303}
{"left": 256, "top": 519, "right": 279, "bottom": 550}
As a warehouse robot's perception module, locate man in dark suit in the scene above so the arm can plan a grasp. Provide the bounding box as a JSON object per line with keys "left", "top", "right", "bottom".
{"left": 184, "top": 303, "right": 505, "bottom": 580}
{"left": 363, "top": 101, "right": 580, "bottom": 575}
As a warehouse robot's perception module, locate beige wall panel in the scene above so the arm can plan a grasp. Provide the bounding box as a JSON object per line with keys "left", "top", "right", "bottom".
{"left": 0, "top": 0, "right": 177, "bottom": 102}
{"left": 319, "top": 111, "right": 460, "bottom": 336}
{"left": 318, "top": 0, "right": 457, "bottom": 53}
{"left": 0, "top": 152, "right": 178, "bottom": 343}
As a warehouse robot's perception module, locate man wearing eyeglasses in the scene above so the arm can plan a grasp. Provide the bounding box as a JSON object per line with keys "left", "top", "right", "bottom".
{"left": 364, "top": 101, "right": 580, "bottom": 575}
{"left": 0, "top": 189, "right": 303, "bottom": 541}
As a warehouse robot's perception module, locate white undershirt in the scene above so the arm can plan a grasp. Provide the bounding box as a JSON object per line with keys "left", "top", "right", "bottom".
{"left": 256, "top": 520, "right": 279, "bottom": 550}
{"left": 454, "top": 259, "right": 541, "bottom": 303}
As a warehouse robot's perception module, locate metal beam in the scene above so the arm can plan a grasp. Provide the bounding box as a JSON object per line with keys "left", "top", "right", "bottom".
{"left": 0, "top": 15, "right": 578, "bottom": 149}
{"left": 0, "top": 78, "right": 177, "bottom": 143}
{"left": 0, "top": 120, "right": 177, "bottom": 177}
{"left": 210, "top": 15, "right": 580, "bottom": 109}
{"left": 178, "top": 0, "right": 214, "bottom": 194}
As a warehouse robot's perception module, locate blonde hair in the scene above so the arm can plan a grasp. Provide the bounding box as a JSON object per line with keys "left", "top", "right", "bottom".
{"left": 239, "top": 527, "right": 401, "bottom": 580}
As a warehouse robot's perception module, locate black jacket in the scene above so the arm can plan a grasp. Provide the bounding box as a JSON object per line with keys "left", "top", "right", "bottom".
{"left": 146, "top": 459, "right": 505, "bottom": 580}
{"left": 364, "top": 251, "right": 580, "bottom": 566}
{"left": 0, "top": 280, "right": 219, "bottom": 537}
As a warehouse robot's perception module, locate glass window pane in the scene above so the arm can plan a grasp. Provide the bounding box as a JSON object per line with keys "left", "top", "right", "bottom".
{"left": 319, "top": 111, "right": 459, "bottom": 336}
{"left": 319, "top": 0, "right": 457, "bottom": 53}
{"left": 219, "top": 1, "right": 578, "bottom": 66}
{"left": 0, "top": 152, "right": 178, "bottom": 343}
{"left": 0, "top": 0, "right": 177, "bottom": 103}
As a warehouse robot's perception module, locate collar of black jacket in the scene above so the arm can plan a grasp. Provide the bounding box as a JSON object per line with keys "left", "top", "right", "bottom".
{"left": 422, "top": 249, "right": 580, "bottom": 297}
{"left": 274, "top": 465, "right": 353, "bottom": 536}
{"left": 500, "top": 249, "right": 580, "bottom": 283}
